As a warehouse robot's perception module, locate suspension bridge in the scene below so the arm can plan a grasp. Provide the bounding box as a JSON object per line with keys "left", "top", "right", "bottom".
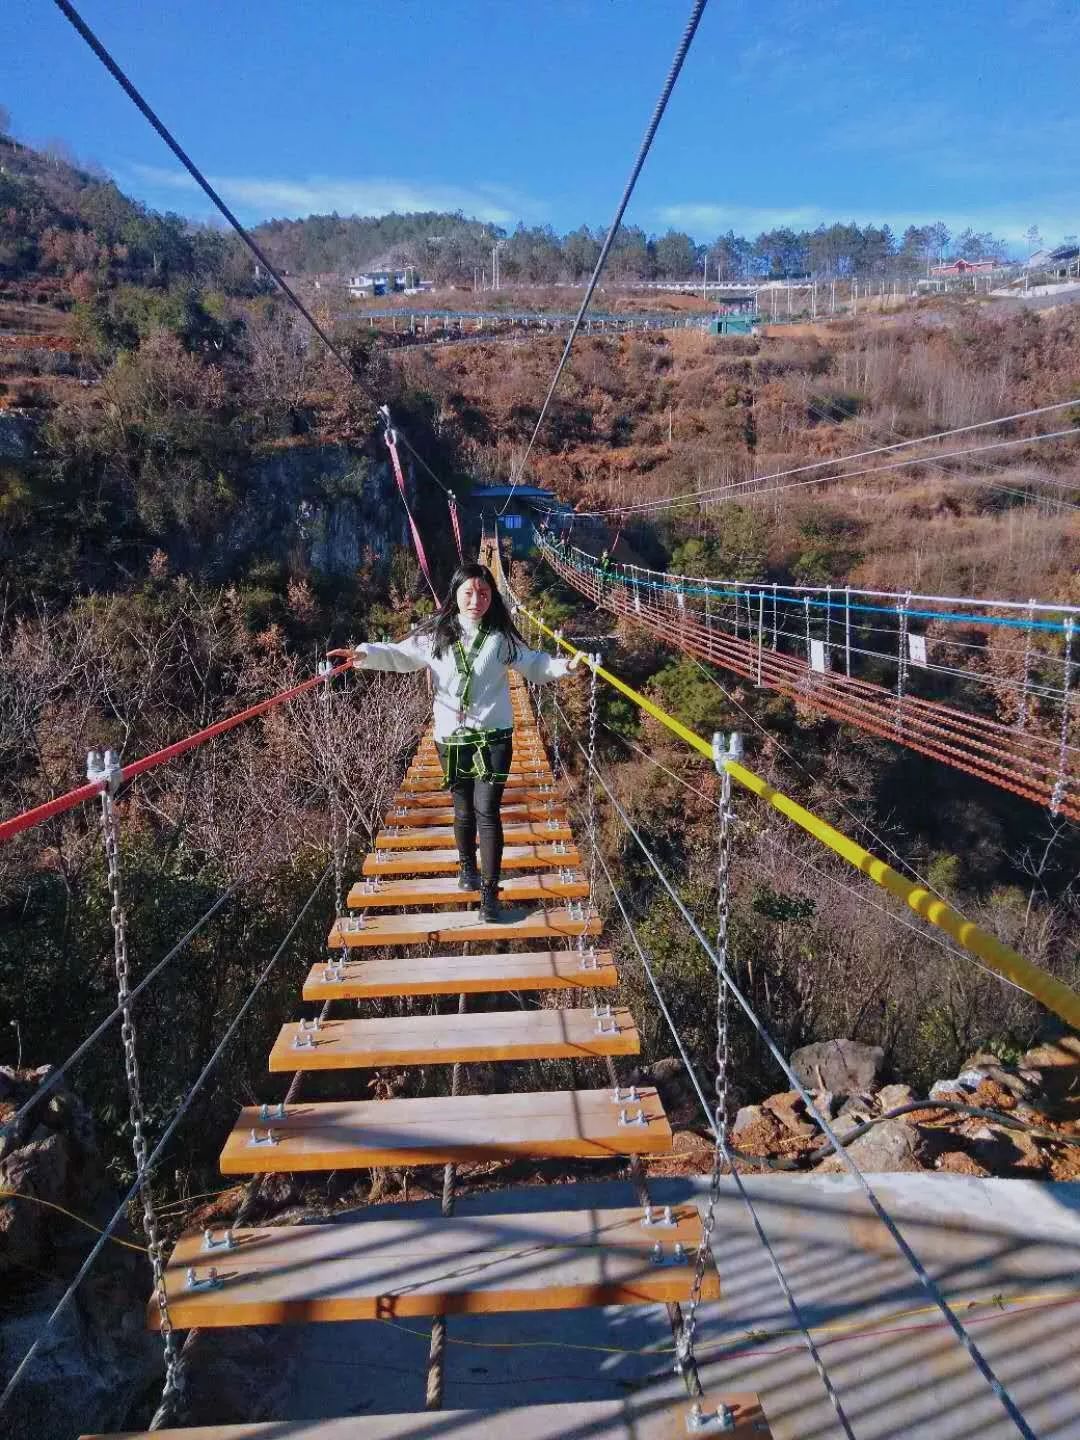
{"left": 3, "top": 0, "right": 1080, "bottom": 1436}
{"left": 536, "top": 536, "right": 1079, "bottom": 823}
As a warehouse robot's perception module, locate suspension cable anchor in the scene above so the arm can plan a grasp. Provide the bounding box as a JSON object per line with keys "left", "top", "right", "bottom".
{"left": 202, "top": 1227, "right": 236, "bottom": 1252}
{"left": 685, "top": 1401, "right": 736, "bottom": 1434}
{"left": 711, "top": 732, "right": 744, "bottom": 774}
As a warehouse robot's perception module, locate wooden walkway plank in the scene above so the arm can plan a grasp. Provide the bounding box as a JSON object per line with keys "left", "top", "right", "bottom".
{"left": 149, "top": 1206, "right": 720, "bottom": 1326}
{"left": 328, "top": 902, "right": 601, "bottom": 947}
{"left": 346, "top": 871, "right": 588, "bottom": 909}
{"left": 82, "top": 1392, "right": 769, "bottom": 1439}
{"left": 302, "top": 947, "right": 617, "bottom": 999}
{"left": 220, "top": 1085, "right": 670, "bottom": 1172}
{"left": 403, "top": 772, "right": 552, "bottom": 791}
{"left": 268, "top": 1004, "right": 639, "bottom": 1071}
{"left": 376, "top": 821, "right": 572, "bottom": 849}
{"left": 362, "top": 843, "right": 581, "bottom": 876}
{"left": 392, "top": 784, "right": 564, "bottom": 808}
{"left": 381, "top": 802, "right": 568, "bottom": 829}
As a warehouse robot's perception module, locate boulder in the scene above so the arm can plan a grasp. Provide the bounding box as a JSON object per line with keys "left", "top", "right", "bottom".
{"left": 877, "top": 1083, "right": 917, "bottom": 1112}
{"left": 762, "top": 1091, "right": 817, "bottom": 1139}
{"left": 633, "top": 1056, "right": 700, "bottom": 1129}
{"left": 936, "top": 1150, "right": 990, "bottom": 1178}
{"left": 965, "top": 1122, "right": 1046, "bottom": 1175}
{"left": 817, "top": 1117, "right": 931, "bottom": 1174}
{"left": 835, "top": 1092, "right": 876, "bottom": 1125}
{"left": 790, "top": 1039, "right": 884, "bottom": 1095}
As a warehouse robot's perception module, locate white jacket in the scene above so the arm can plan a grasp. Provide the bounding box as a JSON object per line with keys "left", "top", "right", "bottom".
{"left": 357, "top": 618, "right": 571, "bottom": 741}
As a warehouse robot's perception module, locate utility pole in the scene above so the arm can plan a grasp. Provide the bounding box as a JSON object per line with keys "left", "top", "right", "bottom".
{"left": 702, "top": 254, "right": 708, "bottom": 302}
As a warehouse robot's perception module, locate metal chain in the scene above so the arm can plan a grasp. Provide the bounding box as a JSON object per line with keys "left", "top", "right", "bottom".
{"left": 677, "top": 742, "right": 734, "bottom": 1376}
{"left": 89, "top": 751, "right": 180, "bottom": 1398}
{"left": 579, "top": 657, "right": 599, "bottom": 953}
{"left": 1016, "top": 599, "right": 1036, "bottom": 733}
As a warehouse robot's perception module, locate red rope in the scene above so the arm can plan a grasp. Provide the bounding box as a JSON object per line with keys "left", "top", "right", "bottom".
{"left": 448, "top": 493, "right": 464, "bottom": 563}
{"left": 381, "top": 416, "right": 441, "bottom": 603}
{"left": 0, "top": 661, "right": 352, "bottom": 846}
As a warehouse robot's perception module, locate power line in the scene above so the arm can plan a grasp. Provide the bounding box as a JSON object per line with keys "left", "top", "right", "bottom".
{"left": 565, "top": 424, "right": 1080, "bottom": 518}
{"left": 574, "top": 394, "right": 1080, "bottom": 517}
{"left": 498, "top": 0, "right": 710, "bottom": 514}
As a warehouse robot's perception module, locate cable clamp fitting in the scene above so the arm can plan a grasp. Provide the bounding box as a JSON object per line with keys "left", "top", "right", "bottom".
{"left": 711, "top": 731, "right": 744, "bottom": 774}
{"left": 619, "top": 1106, "right": 648, "bottom": 1128}
{"left": 86, "top": 748, "right": 122, "bottom": 795}
{"left": 317, "top": 659, "right": 333, "bottom": 678}
{"left": 259, "top": 1102, "right": 286, "bottom": 1122}
{"left": 578, "top": 945, "right": 599, "bottom": 972}
{"left": 249, "top": 1126, "right": 280, "bottom": 1146}
{"left": 186, "top": 1266, "right": 223, "bottom": 1292}
{"left": 612, "top": 1084, "right": 638, "bottom": 1104}
{"left": 340, "top": 915, "right": 367, "bottom": 934}
{"left": 685, "top": 1401, "right": 736, "bottom": 1434}
{"left": 641, "top": 1204, "right": 676, "bottom": 1228}
{"left": 650, "top": 1240, "right": 691, "bottom": 1268}
{"left": 323, "top": 960, "right": 345, "bottom": 984}
{"left": 202, "top": 1227, "right": 236, "bottom": 1252}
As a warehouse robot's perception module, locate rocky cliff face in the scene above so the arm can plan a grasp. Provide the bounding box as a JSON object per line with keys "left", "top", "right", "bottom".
{"left": 227, "top": 443, "right": 408, "bottom": 579}
{"left": 0, "top": 1066, "right": 160, "bottom": 1440}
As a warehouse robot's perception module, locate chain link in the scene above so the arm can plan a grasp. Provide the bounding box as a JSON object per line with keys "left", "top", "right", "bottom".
{"left": 579, "top": 658, "right": 599, "bottom": 953}
{"left": 677, "top": 758, "right": 733, "bottom": 1374}
{"left": 94, "top": 758, "right": 180, "bottom": 1396}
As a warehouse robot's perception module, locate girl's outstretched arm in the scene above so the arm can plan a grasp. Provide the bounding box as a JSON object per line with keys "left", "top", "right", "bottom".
{"left": 327, "top": 634, "right": 431, "bottom": 674}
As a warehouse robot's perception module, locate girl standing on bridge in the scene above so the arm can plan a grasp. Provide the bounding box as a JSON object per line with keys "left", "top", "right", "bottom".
{"left": 328, "top": 563, "right": 579, "bottom": 922}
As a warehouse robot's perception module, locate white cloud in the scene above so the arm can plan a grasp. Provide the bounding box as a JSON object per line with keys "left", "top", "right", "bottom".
{"left": 121, "top": 161, "right": 540, "bottom": 224}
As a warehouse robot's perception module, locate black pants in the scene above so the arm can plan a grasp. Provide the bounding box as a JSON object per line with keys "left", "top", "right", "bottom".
{"left": 441, "top": 736, "right": 513, "bottom": 881}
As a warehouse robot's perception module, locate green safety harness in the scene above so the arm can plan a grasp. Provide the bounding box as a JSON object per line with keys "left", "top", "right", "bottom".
{"left": 437, "top": 622, "right": 513, "bottom": 787}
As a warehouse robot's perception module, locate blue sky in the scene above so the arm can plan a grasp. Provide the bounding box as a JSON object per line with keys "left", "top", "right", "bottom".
{"left": 4, "top": 0, "right": 1079, "bottom": 248}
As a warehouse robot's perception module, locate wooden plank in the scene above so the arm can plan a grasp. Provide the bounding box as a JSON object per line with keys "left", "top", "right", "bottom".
{"left": 220, "top": 1085, "right": 670, "bottom": 1172}
{"left": 392, "top": 784, "right": 564, "bottom": 808}
{"left": 346, "top": 871, "right": 588, "bottom": 908}
{"left": 404, "top": 769, "right": 552, "bottom": 787}
{"left": 148, "top": 1206, "right": 720, "bottom": 1327}
{"left": 268, "top": 1004, "right": 638, "bottom": 1070}
{"left": 83, "top": 1392, "right": 769, "bottom": 1439}
{"left": 381, "top": 802, "right": 568, "bottom": 828}
{"left": 328, "top": 902, "right": 601, "bottom": 947}
{"left": 362, "top": 843, "right": 581, "bottom": 876}
{"left": 302, "top": 947, "right": 617, "bottom": 999}
{"left": 376, "top": 821, "right": 572, "bottom": 849}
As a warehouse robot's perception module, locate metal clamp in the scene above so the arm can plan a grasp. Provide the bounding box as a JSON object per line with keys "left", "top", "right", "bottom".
{"left": 594, "top": 1004, "right": 613, "bottom": 1020}
{"left": 86, "top": 748, "right": 122, "bottom": 794}
{"left": 340, "top": 915, "right": 366, "bottom": 934}
{"left": 546, "top": 818, "right": 561, "bottom": 831}
{"left": 249, "top": 1127, "right": 279, "bottom": 1146}
{"left": 202, "top": 1227, "right": 236, "bottom": 1252}
{"left": 642, "top": 1204, "right": 676, "bottom": 1228}
{"left": 292, "top": 1028, "right": 316, "bottom": 1050}
{"left": 323, "top": 960, "right": 345, "bottom": 984}
{"left": 650, "top": 1241, "right": 691, "bottom": 1268}
{"left": 711, "top": 731, "right": 744, "bottom": 774}
{"left": 612, "top": 1084, "right": 638, "bottom": 1103}
{"left": 685, "top": 1402, "right": 736, "bottom": 1434}
{"left": 578, "top": 945, "right": 599, "bottom": 972}
{"left": 596, "top": 1016, "right": 619, "bottom": 1036}
{"left": 619, "top": 1106, "right": 648, "bottom": 1128}
{"left": 185, "top": 1266, "right": 223, "bottom": 1292}
{"left": 258, "top": 1102, "right": 286, "bottom": 1122}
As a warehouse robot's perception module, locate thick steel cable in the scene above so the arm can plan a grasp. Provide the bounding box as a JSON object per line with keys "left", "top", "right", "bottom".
{"left": 50, "top": 0, "right": 453, "bottom": 501}
{"left": 570, "top": 746, "right": 856, "bottom": 1437}
{"left": 0, "top": 876, "right": 246, "bottom": 1149}
{"left": 499, "top": 0, "right": 709, "bottom": 511}
{"left": 0, "top": 864, "right": 332, "bottom": 1421}
{"left": 571, "top": 740, "right": 1036, "bottom": 1440}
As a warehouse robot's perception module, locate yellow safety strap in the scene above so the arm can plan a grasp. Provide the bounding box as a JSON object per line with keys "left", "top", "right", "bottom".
{"left": 515, "top": 596, "right": 1080, "bottom": 1029}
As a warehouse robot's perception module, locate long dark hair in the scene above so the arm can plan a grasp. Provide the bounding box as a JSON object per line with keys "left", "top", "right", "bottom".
{"left": 418, "top": 563, "right": 527, "bottom": 660}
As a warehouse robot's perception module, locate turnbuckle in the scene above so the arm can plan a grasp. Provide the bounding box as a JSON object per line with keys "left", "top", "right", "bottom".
{"left": 186, "top": 1266, "right": 223, "bottom": 1292}
{"left": 202, "top": 1227, "right": 236, "bottom": 1252}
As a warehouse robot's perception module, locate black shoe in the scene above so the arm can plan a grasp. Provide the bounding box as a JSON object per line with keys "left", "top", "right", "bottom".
{"left": 458, "top": 861, "right": 481, "bottom": 892}
{"left": 479, "top": 880, "right": 503, "bottom": 923}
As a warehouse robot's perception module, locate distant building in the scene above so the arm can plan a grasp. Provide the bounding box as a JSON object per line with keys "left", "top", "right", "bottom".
{"left": 1024, "top": 244, "right": 1080, "bottom": 278}
{"left": 467, "top": 484, "right": 569, "bottom": 556}
{"left": 348, "top": 267, "right": 420, "bottom": 297}
{"left": 930, "top": 259, "right": 999, "bottom": 276}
